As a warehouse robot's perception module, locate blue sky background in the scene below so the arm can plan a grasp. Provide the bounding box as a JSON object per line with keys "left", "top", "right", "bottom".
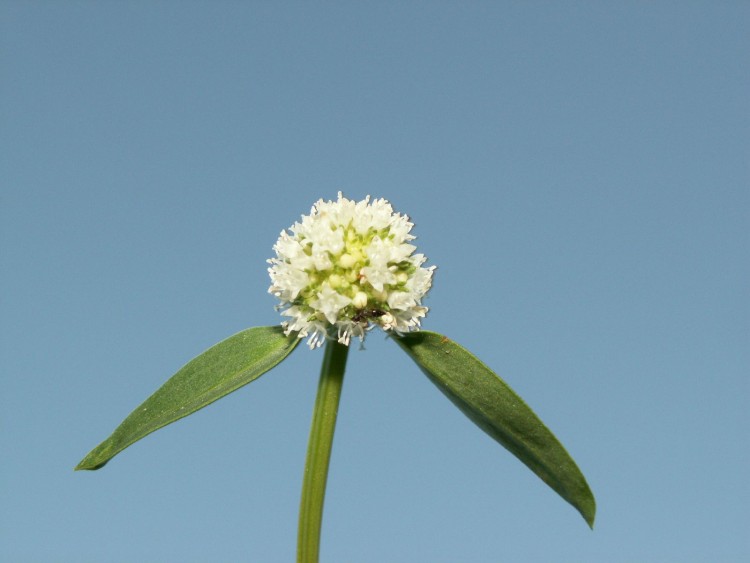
{"left": 2, "top": 2, "right": 748, "bottom": 561}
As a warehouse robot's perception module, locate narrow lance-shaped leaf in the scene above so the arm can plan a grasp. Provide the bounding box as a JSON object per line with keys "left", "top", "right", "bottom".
{"left": 394, "top": 331, "right": 595, "bottom": 528}
{"left": 76, "top": 326, "right": 299, "bottom": 471}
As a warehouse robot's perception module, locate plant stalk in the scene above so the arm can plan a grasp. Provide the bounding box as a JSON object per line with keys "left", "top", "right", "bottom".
{"left": 297, "top": 339, "right": 349, "bottom": 563}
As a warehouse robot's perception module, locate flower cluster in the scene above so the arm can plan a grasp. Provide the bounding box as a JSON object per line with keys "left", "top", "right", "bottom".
{"left": 268, "top": 193, "right": 436, "bottom": 349}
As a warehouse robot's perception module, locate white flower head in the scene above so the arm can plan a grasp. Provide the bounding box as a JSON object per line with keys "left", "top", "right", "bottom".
{"left": 268, "top": 192, "right": 436, "bottom": 349}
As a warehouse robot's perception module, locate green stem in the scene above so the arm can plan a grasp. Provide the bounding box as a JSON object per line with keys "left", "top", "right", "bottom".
{"left": 297, "top": 339, "right": 350, "bottom": 563}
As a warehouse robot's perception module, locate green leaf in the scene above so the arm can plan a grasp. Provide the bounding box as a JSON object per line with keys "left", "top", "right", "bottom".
{"left": 393, "top": 331, "right": 596, "bottom": 528}
{"left": 76, "top": 326, "right": 299, "bottom": 471}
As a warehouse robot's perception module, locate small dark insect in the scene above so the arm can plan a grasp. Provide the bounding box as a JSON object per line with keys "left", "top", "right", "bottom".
{"left": 351, "top": 308, "right": 387, "bottom": 324}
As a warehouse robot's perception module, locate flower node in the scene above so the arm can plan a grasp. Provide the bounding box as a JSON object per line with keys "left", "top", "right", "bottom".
{"left": 268, "top": 192, "right": 436, "bottom": 349}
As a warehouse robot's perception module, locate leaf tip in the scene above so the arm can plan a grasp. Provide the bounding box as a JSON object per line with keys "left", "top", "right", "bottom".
{"left": 74, "top": 455, "right": 104, "bottom": 471}
{"left": 585, "top": 513, "right": 595, "bottom": 530}
{"left": 578, "top": 492, "right": 596, "bottom": 530}
{"left": 74, "top": 459, "right": 107, "bottom": 471}
{"left": 75, "top": 442, "right": 113, "bottom": 471}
